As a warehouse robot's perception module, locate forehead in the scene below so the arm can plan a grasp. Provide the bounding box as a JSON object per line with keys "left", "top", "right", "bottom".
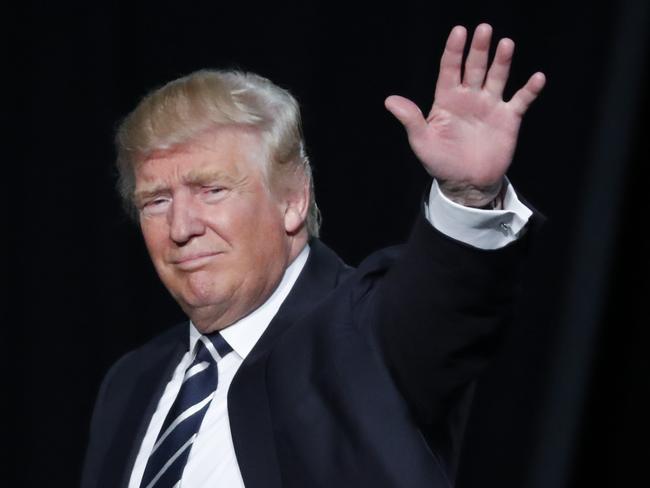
{"left": 135, "top": 126, "right": 267, "bottom": 185}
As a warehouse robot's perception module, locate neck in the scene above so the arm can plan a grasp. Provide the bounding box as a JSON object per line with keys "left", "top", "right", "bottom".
{"left": 286, "top": 230, "right": 309, "bottom": 264}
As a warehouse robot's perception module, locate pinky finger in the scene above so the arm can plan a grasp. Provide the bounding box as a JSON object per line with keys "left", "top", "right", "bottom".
{"left": 508, "top": 72, "right": 546, "bottom": 116}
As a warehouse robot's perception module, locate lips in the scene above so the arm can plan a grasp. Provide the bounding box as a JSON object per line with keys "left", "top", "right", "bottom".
{"left": 171, "top": 251, "right": 221, "bottom": 270}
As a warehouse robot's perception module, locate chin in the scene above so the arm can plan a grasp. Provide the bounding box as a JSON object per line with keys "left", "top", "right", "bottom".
{"left": 166, "top": 279, "right": 228, "bottom": 313}
{"left": 181, "top": 287, "right": 227, "bottom": 309}
{"left": 177, "top": 271, "right": 227, "bottom": 300}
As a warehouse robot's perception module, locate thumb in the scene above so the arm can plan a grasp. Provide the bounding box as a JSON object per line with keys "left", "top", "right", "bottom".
{"left": 384, "top": 95, "right": 426, "bottom": 136}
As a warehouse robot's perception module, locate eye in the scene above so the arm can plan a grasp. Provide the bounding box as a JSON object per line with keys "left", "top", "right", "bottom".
{"left": 140, "top": 197, "right": 171, "bottom": 216}
{"left": 202, "top": 186, "right": 227, "bottom": 202}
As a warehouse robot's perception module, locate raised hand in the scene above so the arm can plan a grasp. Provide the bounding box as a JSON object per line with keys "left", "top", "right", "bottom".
{"left": 385, "top": 24, "right": 546, "bottom": 207}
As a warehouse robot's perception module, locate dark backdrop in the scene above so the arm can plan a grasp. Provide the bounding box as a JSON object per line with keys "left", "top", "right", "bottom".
{"left": 6, "top": 0, "right": 649, "bottom": 486}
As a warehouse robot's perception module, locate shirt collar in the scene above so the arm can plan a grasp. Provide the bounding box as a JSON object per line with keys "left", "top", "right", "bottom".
{"left": 189, "top": 244, "right": 310, "bottom": 359}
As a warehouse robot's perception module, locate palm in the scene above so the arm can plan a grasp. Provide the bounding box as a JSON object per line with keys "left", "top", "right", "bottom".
{"left": 386, "top": 24, "right": 545, "bottom": 195}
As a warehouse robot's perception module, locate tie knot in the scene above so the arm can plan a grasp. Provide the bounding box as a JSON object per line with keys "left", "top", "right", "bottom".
{"left": 194, "top": 332, "right": 233, "bottom": 365}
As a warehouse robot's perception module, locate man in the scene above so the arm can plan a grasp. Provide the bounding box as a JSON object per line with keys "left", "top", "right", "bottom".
{"left": 82, "top": 23, "right": 545, "bottom": 488}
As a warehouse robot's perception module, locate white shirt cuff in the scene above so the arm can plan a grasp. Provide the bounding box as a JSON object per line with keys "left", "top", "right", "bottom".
{"left": 424, "top": 179, "right": 533, "bottom": 250}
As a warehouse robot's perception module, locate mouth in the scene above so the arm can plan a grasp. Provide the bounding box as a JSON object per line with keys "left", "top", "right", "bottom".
{"left": 172, "top": 252, "right": 221, "bottom": 270}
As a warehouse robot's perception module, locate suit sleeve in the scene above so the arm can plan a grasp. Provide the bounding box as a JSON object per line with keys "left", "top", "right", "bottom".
{"left": 367, "top": 207, "right": 537, "bottom": 429}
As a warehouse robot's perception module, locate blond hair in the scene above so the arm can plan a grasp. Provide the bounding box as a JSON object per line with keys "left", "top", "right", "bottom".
{"left": 115, "top": 69, "right": 320, "bottom": 236}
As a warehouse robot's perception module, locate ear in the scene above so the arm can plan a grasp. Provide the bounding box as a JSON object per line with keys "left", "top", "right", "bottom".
{"left": 282, "top": 172, "right": 310, "bottom": 235}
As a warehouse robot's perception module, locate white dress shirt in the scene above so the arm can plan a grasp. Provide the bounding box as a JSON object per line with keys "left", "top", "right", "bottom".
{"left": 129, "top": 180, "right": 532, "bottom": 487}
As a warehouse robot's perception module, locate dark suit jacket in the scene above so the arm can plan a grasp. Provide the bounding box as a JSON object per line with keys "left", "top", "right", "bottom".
{"left": 81, "top": 210, "right": 533, "bottom": 488}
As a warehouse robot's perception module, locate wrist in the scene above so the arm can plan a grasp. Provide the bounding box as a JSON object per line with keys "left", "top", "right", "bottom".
{"left": 439, "top": 179, "right": 505, "bottom": 208}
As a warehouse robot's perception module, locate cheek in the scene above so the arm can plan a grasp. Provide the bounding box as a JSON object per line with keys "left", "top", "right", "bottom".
{"left": 140, "top": 222, "right": 170, "bottom": 266}
{"left": 220, "top": 191, "right": 284, "bottom": 240}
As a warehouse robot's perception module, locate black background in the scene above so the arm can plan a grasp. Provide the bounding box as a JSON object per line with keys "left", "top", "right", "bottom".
{"left": 6, "top": 0, "right": 649, "bottom": 486}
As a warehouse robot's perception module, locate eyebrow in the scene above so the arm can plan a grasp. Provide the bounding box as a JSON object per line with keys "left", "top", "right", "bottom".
{"left": 133, "top": 184, "right": 170, "bottom": 204}
{"left": 183, "top": 169, "right": 237, "bottom": 186}
{"left": 133, "top": 168, "right": 246, "bottom": 203}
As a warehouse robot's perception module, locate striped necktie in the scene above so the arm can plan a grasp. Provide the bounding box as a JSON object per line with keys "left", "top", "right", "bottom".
{"left": 139, "top": 332, "right": 233, "bottom": 488}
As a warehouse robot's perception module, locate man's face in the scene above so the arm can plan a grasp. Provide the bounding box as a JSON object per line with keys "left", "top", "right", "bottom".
{"left": 134, "top": 127, "right": 300, "bottom": 332}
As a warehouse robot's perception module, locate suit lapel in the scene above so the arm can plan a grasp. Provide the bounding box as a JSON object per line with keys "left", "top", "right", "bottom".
{"left": 99, "top": 326, "right": 187, "bottom": 488}
{"left": 228, "top": 240, "right": 349, "bottom": 488}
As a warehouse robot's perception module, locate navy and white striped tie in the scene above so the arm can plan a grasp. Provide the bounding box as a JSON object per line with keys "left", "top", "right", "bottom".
{"left": 139, "top": 332, "right": 233, "bottom": 488}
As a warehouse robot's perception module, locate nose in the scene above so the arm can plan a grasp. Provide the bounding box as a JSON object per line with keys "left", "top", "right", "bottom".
{"left": 168, "top": 193, "right": 205, "bottom": 245}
